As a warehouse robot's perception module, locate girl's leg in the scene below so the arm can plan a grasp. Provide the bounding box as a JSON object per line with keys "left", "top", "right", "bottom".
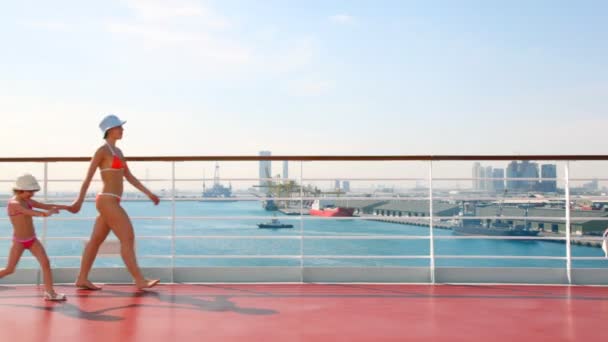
{"left": 97, "top": 198, "right": 158, "bottom": 289}
{"left": 28, "top": 240, "right": 54, "bottom": 293}
{"left": 29, "top": 241, "right": 66, "bottom": 300}
{"left": 0, "top": 242, "right": 25, "bottom": 278}
{"left": 76, "top": 215, "right": 111, "bottom": 290}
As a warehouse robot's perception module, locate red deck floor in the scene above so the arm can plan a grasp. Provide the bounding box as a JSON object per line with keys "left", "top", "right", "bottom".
{"left": 1, "top": 283, "right": 607, "bottom": 341}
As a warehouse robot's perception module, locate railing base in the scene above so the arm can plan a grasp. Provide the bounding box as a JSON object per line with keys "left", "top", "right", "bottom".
{"left": 1, "top": 267, "right": 607, "bottom": 285}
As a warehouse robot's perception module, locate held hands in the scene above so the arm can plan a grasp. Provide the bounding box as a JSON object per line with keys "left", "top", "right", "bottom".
{"left": 44, "top": 208, "right": 60, "bottom": 217}
{"left": 68, "top": 200, "right": 83, "bottom": 214}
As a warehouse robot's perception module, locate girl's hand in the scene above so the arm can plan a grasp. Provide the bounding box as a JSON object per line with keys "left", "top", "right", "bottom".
{"left": 45, "top": 208, "right": 59, "bottom": 217}
{"left": 148, "top": 193, "right": 160, "bottom": 205}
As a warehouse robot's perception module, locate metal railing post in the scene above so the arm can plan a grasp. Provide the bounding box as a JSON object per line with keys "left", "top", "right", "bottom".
{"left": 171, "top": 161, "right": 176, "bottom": 283}
{"left": 429, "top": 161, "right": 436, "bottom": 284}
{"left": 299, "top": 161, "right": 304, "bottom": 283}
{"left": 565, "top": 161, "right": 572, "bottom": 285}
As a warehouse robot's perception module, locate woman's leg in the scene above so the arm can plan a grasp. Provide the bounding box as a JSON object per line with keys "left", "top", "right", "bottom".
{"left": 0, "top": 242, "right": 25, "bottom": 278}
{"left": 76, "top": 215, "right": 111, "bottom": 290}
{"left": 97, "top": 198, "right": 158, "bottom": 289}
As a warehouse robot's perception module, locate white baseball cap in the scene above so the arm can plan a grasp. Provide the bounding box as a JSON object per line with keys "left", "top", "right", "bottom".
{"left": 99, "top": 114, "right": 126, "bottom": 135}
{"left": 13, "top": 174, "right": 41, "bottom": 191}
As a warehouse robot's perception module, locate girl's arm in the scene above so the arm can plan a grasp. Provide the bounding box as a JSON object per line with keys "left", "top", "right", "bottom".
{"left": 30, "top": 200, "right": 71, "bottom": 211}
{"left": 124, "top": 163, "right": 160, "bottom": 205}
{"left": 8, "top": 202, "right": 57, "bottom": 217}
{"left": 71, "top": 147, "right": 104, "bottom": 212}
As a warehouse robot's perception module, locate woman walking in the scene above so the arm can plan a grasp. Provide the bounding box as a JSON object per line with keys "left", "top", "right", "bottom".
{"left": 71, "top": 114, "right": 159, "bottom": 290}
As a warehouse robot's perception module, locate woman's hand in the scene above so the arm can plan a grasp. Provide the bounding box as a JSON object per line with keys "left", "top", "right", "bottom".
{"left": 148, "top": 193, "right": 160, "bottom": 205}
{"left": 69, "top": 200, "right": 83, "bottom": 213}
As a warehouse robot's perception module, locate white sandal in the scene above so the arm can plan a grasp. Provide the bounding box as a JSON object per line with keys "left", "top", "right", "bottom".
{"left": 44, "top": 291, "right": 67, "bottom": 301}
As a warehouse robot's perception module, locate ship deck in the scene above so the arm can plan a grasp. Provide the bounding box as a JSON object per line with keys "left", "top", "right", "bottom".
{"left": 1, "top": 283, "right": 606, "bottom": 341}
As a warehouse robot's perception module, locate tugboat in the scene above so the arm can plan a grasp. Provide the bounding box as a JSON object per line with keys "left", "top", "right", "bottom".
{"left": 257, "top": 217, "right": 294, "bottom": 229}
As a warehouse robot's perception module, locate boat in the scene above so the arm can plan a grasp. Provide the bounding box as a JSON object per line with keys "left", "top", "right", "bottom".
{"left": 309, "top": 200, "right": 354, "bottom": 217}
{"left": 257, "top": 218, "right": 294, "bottom": 229}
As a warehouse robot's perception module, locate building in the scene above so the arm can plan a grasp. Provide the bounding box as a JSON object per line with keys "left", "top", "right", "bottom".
{"left": 479, "top": 167, "right": 486, "bottom": 190}
{"left": 477, "top": 205, "right": 608, "bottom": 235}
{"left": 282, "top": 160, "right": 289, "bottom": 181}
{"left": 472, "top": 162, "right": 482, "bottom": 190}
{"left": 492, "top": 168, "right": 505, "bottom": 192}
{"left": 540, "top": 164, "right": 557, "bottom": 193}
{"left": 520, "top": 161, "right": 540, "bottom": 191}
{"left": 506, "top": 161, "right": 518, "bottom": 191}
{"left": 506, "top": 161, "right": 541, "bottom": 192}
{"left": 342, "top": 181, "right": 351, "bottom": 192}
{"left": 485, "top": 166, "right": 493, "bottom": 192}
{"left": 259, "top": 151, "right": 272, "bottom": 192}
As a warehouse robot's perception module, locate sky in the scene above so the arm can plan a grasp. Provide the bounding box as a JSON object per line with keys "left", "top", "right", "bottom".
{"left": 1, "top": 0, "right": 607, "bottom": 189}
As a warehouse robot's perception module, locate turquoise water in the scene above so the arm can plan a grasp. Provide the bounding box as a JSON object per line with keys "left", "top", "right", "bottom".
{"left": 1, "top": 201, "right": 606, "bottom": 268}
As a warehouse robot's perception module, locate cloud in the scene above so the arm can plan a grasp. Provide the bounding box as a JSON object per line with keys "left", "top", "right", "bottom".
{"left": 106, "top": 2, "right": 318, "bottom": 75}
{"left": 289, "top": 78, "right": 334, "bottom": 96}
{"left": 329, "top": 14, "right": 354, "bottom": 24}
{"left": 23, "top": 20, "right": 71, "bottom": 31}
{"left": 123, "top": 0, "right": 231, "bottom": 29}
{"left": 106, "top": 1, "right": 251, "bottom": 69}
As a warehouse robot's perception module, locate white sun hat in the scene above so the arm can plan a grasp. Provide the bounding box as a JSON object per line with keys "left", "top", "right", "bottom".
{"left": 13, "top": 174, "right": 41, "bottom": 191}
{"left": 99, "top": 114, "right": 126, "bottom": 135}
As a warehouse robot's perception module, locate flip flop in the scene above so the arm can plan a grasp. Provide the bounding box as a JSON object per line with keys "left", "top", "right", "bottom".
{"left": 44, "top": 291, "right": 67, "bottom": 301}
{"left": 75, "top": 282, "right": 102, "bottom": 291}
{"left": 137, "top": 279, "right": 160, "bottom": 290}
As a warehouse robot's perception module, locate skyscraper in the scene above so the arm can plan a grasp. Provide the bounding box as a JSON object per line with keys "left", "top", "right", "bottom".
{"left": 506, "top": 161, "right": 518, "bottom": 191}
{"left": 472, "top": 162, "right": 482, "bottom": 190}
{"left": 485, "top": 166, "right": 493, "bottom": 191}
{"left": 520, "top": 161, "right": 540, "bottom": 191}
{"left": 492, "top": 168, "right": 505, "bottom": 192}
{"left": 506, "top": 161, "right": 540, "bottom": 192}
{"left": 540, "top": 164, "right": 557, "bottom": 192}
{"left": 342, "top": 180, "right": 351, "bottom": 192}
{"left": 259, "top": 151, "right": 272, "bottom": 193}
{"left": 283, "top": 160, "right": 289, "bottom": 181}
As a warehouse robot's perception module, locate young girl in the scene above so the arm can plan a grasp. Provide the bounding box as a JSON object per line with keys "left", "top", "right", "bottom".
{"left": 1, "top": 174, "right": 69, "bottom": 301}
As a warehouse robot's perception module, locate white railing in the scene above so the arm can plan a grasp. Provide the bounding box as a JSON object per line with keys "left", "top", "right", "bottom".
{"left": 1, "top": 156, "right": 608, "bottom": 285}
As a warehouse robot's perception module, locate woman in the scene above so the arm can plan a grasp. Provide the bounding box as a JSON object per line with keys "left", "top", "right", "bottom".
{"left": 71, "top": 114, "right": 160, "bottom": 290}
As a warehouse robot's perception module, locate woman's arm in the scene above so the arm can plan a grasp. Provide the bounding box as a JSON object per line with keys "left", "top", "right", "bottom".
{"left": 124, "top": 164, "right": 160, "bottom": 205}
{"left": 71, "top": 147, "right": 104, "bottom": 212}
